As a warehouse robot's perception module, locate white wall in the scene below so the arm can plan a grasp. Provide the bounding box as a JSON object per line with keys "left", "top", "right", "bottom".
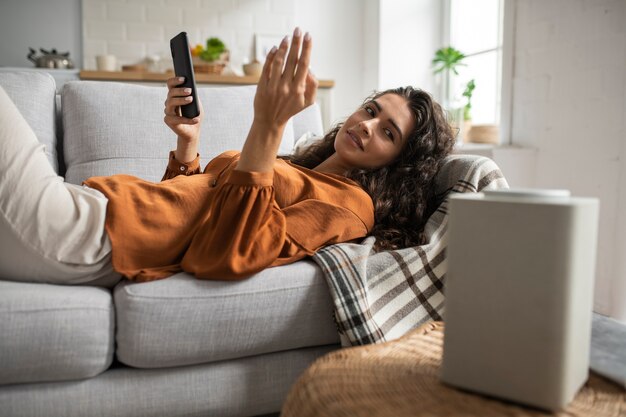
{"left": 80, "top": 0, "right": 368, "bottom": 127}
{"left": 82, "top": 0, "right": 296, "bottom": 72}
{"left": 511, "top": 0, "right": 626, "bottom": 319}
{"left": 615, "top": 143, "right": 626, "bottom": 320}
{"left": 293, "top": 0, "right": 369, "bottom": 126}
{"left": 0, "top": 0, "right": 82, "bottom": 68}
{"left": 378, "top": 0, "right": 441, "bottom": 96}
{"left": 1, "top": 0, "right": 442, "bottom": 133}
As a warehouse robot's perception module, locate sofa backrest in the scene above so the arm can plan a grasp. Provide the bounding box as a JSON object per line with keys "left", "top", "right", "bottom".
{"left": 61, "top": 81, "right": 324, "bottom": 184}
{"left": 0, "top": 71, "right": 59, "bottom": 173}
{"left": 0, "top": 71, "right": 324, "bottom": 183}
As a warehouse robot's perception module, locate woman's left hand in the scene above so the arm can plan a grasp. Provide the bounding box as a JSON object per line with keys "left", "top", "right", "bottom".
{"left": 236, "top": 28, "right": 317, "bottom": 173}
{"left": 253, "top": 27, "right": 318, "bottom": 129}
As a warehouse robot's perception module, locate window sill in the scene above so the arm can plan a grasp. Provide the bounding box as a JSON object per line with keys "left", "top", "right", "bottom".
{"left": 453, "top": 143, "right": 537, "bottom": 188}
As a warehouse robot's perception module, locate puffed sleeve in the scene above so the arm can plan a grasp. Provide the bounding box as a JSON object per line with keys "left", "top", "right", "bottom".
{"left": 161, "top": 151, "right": 201, "bottom": 181}
{"left": 180, "top": 170, "right": 370, "bottom": 280}
{"left": 180, "top": 169, "right": 283, "bottom": 279}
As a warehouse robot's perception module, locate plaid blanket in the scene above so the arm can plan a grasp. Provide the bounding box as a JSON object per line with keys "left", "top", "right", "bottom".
{"left": 312, "top": 154, "right": 509, "bottom": 346}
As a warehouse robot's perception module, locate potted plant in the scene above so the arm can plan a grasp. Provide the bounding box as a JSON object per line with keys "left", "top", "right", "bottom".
{"left": 462, "top": 79, "right": 475, "bottom": 142}
{"left": 431, "top": 46, "right": 466, "bottom": 109}
{"left": 191, "top": 37, "right": 229, "bottom": 74}
{"left": 432, "top": 46, "right": 467, "bottom": 141}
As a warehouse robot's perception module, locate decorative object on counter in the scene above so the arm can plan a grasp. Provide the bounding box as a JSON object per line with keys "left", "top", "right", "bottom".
{"left": 431, "top": 46, "right": 466, "bottom": 108}
{"left": 28, "top": 48, "right": 75, "bottom": 69}
{"left": 96, "top": 54, "right": 117, "bottom": 72}
{"left": 145, "top": 54, "right": 162, "bottom": 73}
{"left": 190, "top": 37, "right": 229, "bottom": 75}
{"left": 255, "top": 34, "right": 285, "bottom": 63}
{"left": 242, "top": 60, "right": 262, "bottom": 77}
{"left": 461, "top": 79, "right": 475, "bottom": 143}
{"left": 431, "top": 46, "right": 467, "bottom": 142}
{"left": 121, "top": 64, "right": 145, "bottom": 72}
{"left": 466, "top": 124, "right": 499, "bottom": 144}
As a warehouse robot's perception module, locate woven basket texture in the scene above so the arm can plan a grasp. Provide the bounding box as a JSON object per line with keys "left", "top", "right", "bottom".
{"left": 281, "top": 321, "right": 626, "bottom": 417}
{"left": 193, "top": 64, "right": 225, "bottom": 75}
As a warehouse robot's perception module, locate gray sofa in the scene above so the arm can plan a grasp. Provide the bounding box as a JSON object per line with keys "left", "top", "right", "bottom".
{"left": 0, "top": 71, "right": 340, "bottom": 417}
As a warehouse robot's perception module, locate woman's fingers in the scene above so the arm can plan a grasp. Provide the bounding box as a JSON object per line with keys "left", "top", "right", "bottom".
{"left": 258, "top": 46, "right": 277, "bottom": 90}
{"left": 304, "top": 71, "right": 318, "bottom": 107}
{"left": 269, "top": 36, "right": 289, "bottom": 89}
{"left": 262, "top": 29, "right": 311, "bottom": 88}
{"left": 167, "top": 87, "right": 192, "bottom": 100}
{"left": 163, "top": 114, "right": 199, "bottom": 126}
{"left": 165, "top": 78, "right": 195, "bottom": 116}
{"left": 166, "top": 76, "right": 185, "bottom": 89}
{"left": 282, "top": 27, "right": 303, "bottom": 80}
{"left": 293, "top": 32, "right": 312, "bottom": 86}
{"left": 163, "top": 76, "right": 203, "bottom": 145}
{"left": 164, "top": 96, "right": 194, "bottom": 115}
{"left": 251, "top": 28, "right": 314, "bottom": 127}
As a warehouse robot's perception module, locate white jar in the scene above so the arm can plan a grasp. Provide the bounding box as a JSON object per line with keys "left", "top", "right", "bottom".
{"left": 95, "top": 55, "right": 116, "bottom": 72}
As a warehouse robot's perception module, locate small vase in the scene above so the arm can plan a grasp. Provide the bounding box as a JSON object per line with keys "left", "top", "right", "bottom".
{"left": 467, "top": 124, "right": 500, "bottom": 144}
{"left": 462, "top": 119, "right": 472, "bottom": 143}
{"left": 243, "top": 60, "right": 262, "bottom": 77}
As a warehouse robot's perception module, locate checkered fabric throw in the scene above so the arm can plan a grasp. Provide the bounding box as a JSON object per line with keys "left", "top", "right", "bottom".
{"left": 313, "top": 154, "right": 510, "bottom": 346}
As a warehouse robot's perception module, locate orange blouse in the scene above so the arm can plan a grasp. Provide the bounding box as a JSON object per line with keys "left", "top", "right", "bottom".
{"left": 84, "top": 151, "right": 374, "bottom": 282}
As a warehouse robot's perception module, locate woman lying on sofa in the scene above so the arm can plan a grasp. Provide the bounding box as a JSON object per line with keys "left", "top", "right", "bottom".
{"left": 0, "top": 28, "right": 455, "bottom": 285}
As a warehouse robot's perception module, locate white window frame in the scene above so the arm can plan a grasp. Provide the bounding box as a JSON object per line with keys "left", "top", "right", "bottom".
{"left": 441, "top": 0, "right": 515, "bottom": 145}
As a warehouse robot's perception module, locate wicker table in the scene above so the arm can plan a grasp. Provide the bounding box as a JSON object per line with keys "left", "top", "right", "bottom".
{"left": 281, "top": 321, "right": 625, "bottom": 417}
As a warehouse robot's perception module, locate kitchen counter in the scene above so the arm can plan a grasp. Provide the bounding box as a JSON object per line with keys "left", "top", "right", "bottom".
{"left": 79, "top": 70, "right": 335, "bottom": 88}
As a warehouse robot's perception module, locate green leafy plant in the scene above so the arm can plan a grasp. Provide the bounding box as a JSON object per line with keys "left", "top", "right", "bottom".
{"left": 199, "top": 37, "right": 226, "bottom": 62}
{"left": 462, "top": 79, "right": 475, "bottom": 121}
{"left": 432, "top": 47, "right": 466, "bottom": 75}
{"left": 432, "top": 46, "right": 467, "bottom": 109}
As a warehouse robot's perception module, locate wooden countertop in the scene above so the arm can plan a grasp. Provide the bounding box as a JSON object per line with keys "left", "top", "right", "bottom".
{"left": 79, "top": 70, "right": 334, "bottom": 88}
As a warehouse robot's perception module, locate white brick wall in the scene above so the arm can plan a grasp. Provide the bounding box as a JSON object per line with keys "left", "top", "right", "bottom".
{"left": 511, "top": 0, "right": 626, "bottom": 319}
{"left": 81, "top": 0, "right": 368, "bottom": 128}
{"left": 82, "top": 0, "right": 292, "bottom": 71}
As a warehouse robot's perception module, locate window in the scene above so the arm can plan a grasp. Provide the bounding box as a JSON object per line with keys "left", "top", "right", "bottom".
{"left": 445, "top": 0, "right": 507, "bottom": 127}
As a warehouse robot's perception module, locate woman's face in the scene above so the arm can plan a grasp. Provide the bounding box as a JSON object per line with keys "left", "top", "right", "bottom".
{"left": 334, "top": 93, "right": 415, "bottom": 170}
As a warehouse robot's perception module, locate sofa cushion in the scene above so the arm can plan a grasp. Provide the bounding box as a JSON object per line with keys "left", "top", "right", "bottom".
{"left": 0, "top": 281, "right": 114, "bottom": 385}
{"left": 61, "top": 81, "right": 295, "bottom": 184}
{"left": 291, "top": 102, "right": 324, "bottom": 140}
{"left": 0, "top": 71, "right": 58, "bottom": 172}
{"left": 0, "top": 345, "right": 337, "bottom": 417}
{"left": 114, "top": 259, "right": 339, "bottom": 368}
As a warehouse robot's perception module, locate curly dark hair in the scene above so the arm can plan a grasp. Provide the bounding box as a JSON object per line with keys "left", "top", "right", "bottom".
{"left": 281, "top": 86, "right": 455, "bottom": 251}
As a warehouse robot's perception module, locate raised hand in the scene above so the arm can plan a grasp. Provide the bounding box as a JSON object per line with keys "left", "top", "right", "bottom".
{"left": 236, "top": 28, "right": 318, "bottom": 173}
{"left": 253, "top": 27, "right": 318, "bottom": 129}
{"left": 163, "top": 76, "right": 204, "bottom": 162}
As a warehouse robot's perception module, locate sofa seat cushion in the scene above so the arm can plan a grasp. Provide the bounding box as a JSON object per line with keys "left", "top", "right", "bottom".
{"left": 0, "top": 281, "right": 114, "bottom": 385}
{"left": 0, "top": 345, "right": 338, "bottom": 417}
{"left": 61, "top": 81, "right": 295, "bottom": 184}
{"left": 0, "top": 71, "right": 58, "bottom": 172}
{"left": 114, "top": 259, "right": 339, "bottom": 368}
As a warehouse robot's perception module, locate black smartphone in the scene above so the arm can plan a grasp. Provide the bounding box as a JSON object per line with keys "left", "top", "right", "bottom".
{"left": 170, "top": 32, "right": 200, "bottom": 118}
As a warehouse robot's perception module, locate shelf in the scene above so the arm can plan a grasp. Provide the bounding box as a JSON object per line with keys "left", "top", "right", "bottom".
{"left": 79, "top": 70, "right": 335, "bottom": 88}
